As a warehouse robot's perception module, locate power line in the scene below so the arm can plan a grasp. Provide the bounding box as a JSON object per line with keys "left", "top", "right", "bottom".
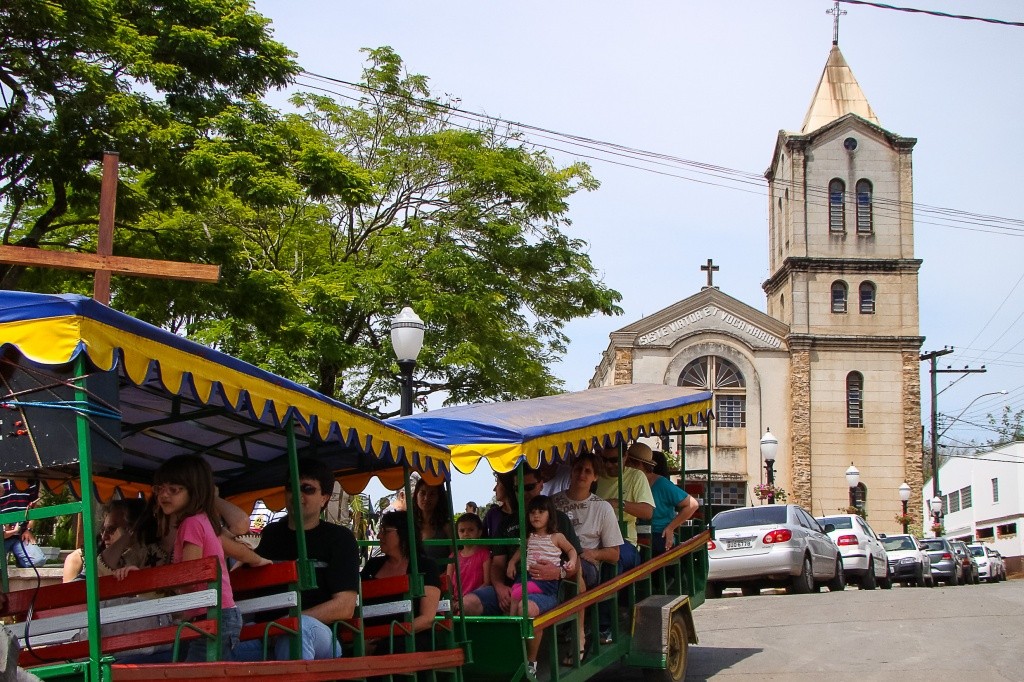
{"left": 297, "top": 71, "right": 1024, "bottom": 238}
{"left": 838, "top": 1, "right": 1024, "bottom": 28}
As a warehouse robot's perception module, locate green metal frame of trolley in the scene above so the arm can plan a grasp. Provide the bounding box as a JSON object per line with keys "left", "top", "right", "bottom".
{"left": 393, "top": 384, "right": 714, "bottom": 682}
{"left": 0, "top": 291, "right": 459, "bottom": 682}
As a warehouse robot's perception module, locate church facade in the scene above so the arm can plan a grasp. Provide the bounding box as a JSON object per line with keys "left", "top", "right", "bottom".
{"left": 589, "top": 44, "right": 925, "bottom": 533}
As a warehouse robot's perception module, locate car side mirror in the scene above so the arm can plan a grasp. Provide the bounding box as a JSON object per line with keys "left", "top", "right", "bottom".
{"left": 823, "top": 523, "right": 835, "bottom": 533}
{"left": 878, "top": 533, "right": 887, "bottom": 538}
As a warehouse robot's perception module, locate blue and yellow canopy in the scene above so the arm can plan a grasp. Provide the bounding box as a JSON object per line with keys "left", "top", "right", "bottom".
{"left": 0, "top": 291, "right": 448, "bottom": 503}
{"left": 393, "top": 384, "right": 713, "bottom": 474}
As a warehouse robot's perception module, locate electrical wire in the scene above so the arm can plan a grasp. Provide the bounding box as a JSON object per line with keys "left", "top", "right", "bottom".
{"left": 837, "top": 0, "right": 1024, "bottom": 28}
{"left": 296, "top": 71, "right": 1024, "bottom": 239}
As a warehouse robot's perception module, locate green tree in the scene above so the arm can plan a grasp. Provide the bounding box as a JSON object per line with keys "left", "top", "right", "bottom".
{"left": 194, "top": 48, "right": 622, "bottom": 411}
{"left": 986, "top": 405, "right": 1024, "bottom": 446}
{"left": 0, "top": 0, "right": 298, "bottom": 277}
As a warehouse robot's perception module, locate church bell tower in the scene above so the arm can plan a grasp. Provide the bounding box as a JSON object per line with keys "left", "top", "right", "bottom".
{"left": 762, "top": 38, "right": 924, "bottom": 523}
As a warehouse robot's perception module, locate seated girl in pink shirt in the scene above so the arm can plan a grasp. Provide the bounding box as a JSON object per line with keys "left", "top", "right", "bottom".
{"left": 448, "top": 513, "right": 490, "bottom": 596}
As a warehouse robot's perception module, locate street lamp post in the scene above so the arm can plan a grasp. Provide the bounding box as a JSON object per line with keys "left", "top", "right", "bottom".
{"left": 845, "top": 463, "right": 860, "bottom": 511}
{"left": 390, "top": 306, "right": 425, "bottom": 417}
{"left": 898, "top": 482, "right": 911, "bottom": 534}
{"left": 930, "top": 496, "right": 943, "bottom": 537}
{"left": 760, "top": 428, "right": 778, "bottom": 504}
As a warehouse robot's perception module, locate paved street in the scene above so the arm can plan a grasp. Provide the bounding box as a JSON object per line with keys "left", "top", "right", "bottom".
{"left": 592, "top": 580, "right": 1024, "bottom": 681}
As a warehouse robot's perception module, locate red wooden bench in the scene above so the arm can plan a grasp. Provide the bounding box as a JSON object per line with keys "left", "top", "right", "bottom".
{"left": 230, "top": 560, "right": 302, "bottom": 660}
{"left": 3, "top": 557, "right": 222, "bottom": 667}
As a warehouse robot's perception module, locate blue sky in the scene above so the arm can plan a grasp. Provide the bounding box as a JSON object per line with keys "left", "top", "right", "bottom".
{"left": 252, "top": 1, "right": 1024, "bottom": 507}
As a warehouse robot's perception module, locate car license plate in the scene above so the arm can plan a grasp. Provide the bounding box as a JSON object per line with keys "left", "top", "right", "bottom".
{"left": 726, "top": 539, "right": 752, "bottom": 550}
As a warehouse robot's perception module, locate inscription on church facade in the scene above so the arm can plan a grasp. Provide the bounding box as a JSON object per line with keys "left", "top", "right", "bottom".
{"left": 637, "top": 306, "right": 782, "bottom": 348}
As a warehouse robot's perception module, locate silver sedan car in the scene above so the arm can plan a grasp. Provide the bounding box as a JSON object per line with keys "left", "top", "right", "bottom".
{"left": 707, "top": 504, "right": 845, "bottom": 597}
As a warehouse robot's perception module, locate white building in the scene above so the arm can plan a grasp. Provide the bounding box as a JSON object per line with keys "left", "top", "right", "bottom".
{"left": 923, "top": 442, "right": 1023, "bottom": 574}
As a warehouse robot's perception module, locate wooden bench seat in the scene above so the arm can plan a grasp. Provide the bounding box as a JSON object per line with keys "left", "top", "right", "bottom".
{"left": 2, "top": 557, "right": 223, "bottom": 667}
{"left": 230, "top": 560, "right": 302, "bottom": 657}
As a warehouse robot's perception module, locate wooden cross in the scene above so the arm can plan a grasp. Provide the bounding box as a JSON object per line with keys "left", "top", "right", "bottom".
{"left": 827, "top": 0, "right": 847, "bottom": 46}
{"left": 700, "top": 258, "right": 719, "bottom": 289}
{"left": 0, "top": 152, "right": 220, "bottom": 304}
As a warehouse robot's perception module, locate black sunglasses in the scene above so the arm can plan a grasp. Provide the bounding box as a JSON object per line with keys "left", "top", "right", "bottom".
{"left": 522, "top": 482, "right": 539, "bottom": 492}
{"left": 297, "top": 483, "right": 320, "bottom": 495}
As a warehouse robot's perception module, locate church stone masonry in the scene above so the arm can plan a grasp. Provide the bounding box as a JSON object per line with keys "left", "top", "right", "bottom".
{"left": 590, "top": 43, "right": 924, "bottom": 533}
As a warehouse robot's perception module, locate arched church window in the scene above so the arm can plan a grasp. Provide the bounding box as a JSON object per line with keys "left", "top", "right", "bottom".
{"left": 829, "top": 179, "right": 846, "bottom": 233}
{"left": 859, "top": 281, "right": 876, "bottom": 314}
{"left": 847, "top": 371, "right": 864, "bottom": 428}
{"left": 679, "top": 356, "right": 746, "bottom": 428}
{"left": 831, "top": 281, "right": 848, "bottom": 313}
{"left": 856, "top": 179, "right": 873, "bottom": 234}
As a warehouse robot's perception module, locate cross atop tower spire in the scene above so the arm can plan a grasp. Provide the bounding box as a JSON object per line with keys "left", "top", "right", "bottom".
{"left": 827, "top": 0, "right": 847, "bottom": 45}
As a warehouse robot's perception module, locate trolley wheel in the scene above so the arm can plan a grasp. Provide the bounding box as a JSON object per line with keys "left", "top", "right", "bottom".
{"left": 644, "top": 612, "right": 689, "bottom": 682}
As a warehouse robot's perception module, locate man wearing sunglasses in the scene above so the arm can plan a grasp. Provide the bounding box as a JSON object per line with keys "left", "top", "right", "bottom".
{"left": 234, "top": 459, "right": 359, "bottom": 662}
{"left": 594, "top": 444, "right": 655, "bottom": 576}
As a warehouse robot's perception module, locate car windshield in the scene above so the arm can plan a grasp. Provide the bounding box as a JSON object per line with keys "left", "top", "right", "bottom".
{"left": 882, "top": 536, "right": 917, "bottom": 551}
{"left": 817, "top": 516, "right": 852, "bottom": 530}
{"left": 969, "top": 546, "right": 985, "bottom": 557}
{"left": 713, "top": 506, "right": 787, "bottom": 530}
{"left": 920, "top": 539, "right": 944, "bottom": 551}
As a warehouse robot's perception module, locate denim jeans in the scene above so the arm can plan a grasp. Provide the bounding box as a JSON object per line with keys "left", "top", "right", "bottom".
{"left": 186, "top": 606, "right": 242, "bottom": 662}
{"left": 232, "top": 614, "right": 341, "bottom": 661}
{"left": 4, "top": 537, "right": 46, "bottom": 568}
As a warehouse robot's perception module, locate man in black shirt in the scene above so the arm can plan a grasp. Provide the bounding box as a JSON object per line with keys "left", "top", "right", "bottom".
{"left": 234, "top": 459, "right": 359, "bottom": 661}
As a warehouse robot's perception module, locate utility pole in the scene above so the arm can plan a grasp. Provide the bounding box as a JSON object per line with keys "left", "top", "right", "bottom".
{"left": 920, "top": 346, "right": 986, "bottom": 502}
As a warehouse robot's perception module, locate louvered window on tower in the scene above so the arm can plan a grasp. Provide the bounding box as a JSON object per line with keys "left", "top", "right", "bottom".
{"left": 829, "top": 178, "right": 846, "bottom": 232}
{"left": 831, "top": 281, "right": 848, "bottom": 313}
{"left": 856, "top": 179, "right": 873, "bottom": 234}
{"left": 859, "top": 282, "right": 875, "bottom": 314}
{"left": 846, "top": 371, "right": 864, "bottom": 428}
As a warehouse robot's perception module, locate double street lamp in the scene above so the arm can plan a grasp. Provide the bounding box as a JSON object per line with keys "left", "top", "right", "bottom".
{"left": 845, "top": 463, "right": 860, "bottom": 511}
{"left": 898, "top": 482, "right": 911, "bottom": 534}
{"left": 760, "top": 428, "right": 778, "bottom": 504}
{"left": 390, "top": 306, "right": 425, "bottom": 417}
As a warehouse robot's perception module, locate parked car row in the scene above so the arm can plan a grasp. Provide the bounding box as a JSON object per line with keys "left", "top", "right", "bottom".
{"left": 706, "top": 503, "right": 1009, "bottom": 597}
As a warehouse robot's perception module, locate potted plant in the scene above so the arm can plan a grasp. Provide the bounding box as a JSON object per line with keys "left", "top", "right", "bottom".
{"left": 753, "top": 483, "right": 788, "bottom": 504}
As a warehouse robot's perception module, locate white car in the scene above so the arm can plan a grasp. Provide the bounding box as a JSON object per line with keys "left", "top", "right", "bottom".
{"left": 968, "top": 544, "right": 1006, "bottom": 583}
{"left": 880, "top": 534, "right": 933, "bottom": 587}
{"left": 816, "top": 513, "right": 891, "bottom": 589}
{"left": 708, "top": 504, "right": 845, "bottom": 597}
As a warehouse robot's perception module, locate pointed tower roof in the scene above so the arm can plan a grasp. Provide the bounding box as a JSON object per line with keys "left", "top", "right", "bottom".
{"left": 800, "top": 44, "right": 879, "bottom": 134}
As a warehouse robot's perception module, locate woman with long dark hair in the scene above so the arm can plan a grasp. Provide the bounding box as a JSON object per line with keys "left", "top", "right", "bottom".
{"left": 361, "top": 511, "right": 442, "bottom": 654}
{"left": 412, "top": 478, "right": 452, "bottom": 561}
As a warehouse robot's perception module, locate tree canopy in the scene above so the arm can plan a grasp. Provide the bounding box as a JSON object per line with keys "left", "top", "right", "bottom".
{"left": 0, "top": 0, "right": 298, "bottom": 256}
{"left": 2, "top": 35, "right": 622, "bottom": 413}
